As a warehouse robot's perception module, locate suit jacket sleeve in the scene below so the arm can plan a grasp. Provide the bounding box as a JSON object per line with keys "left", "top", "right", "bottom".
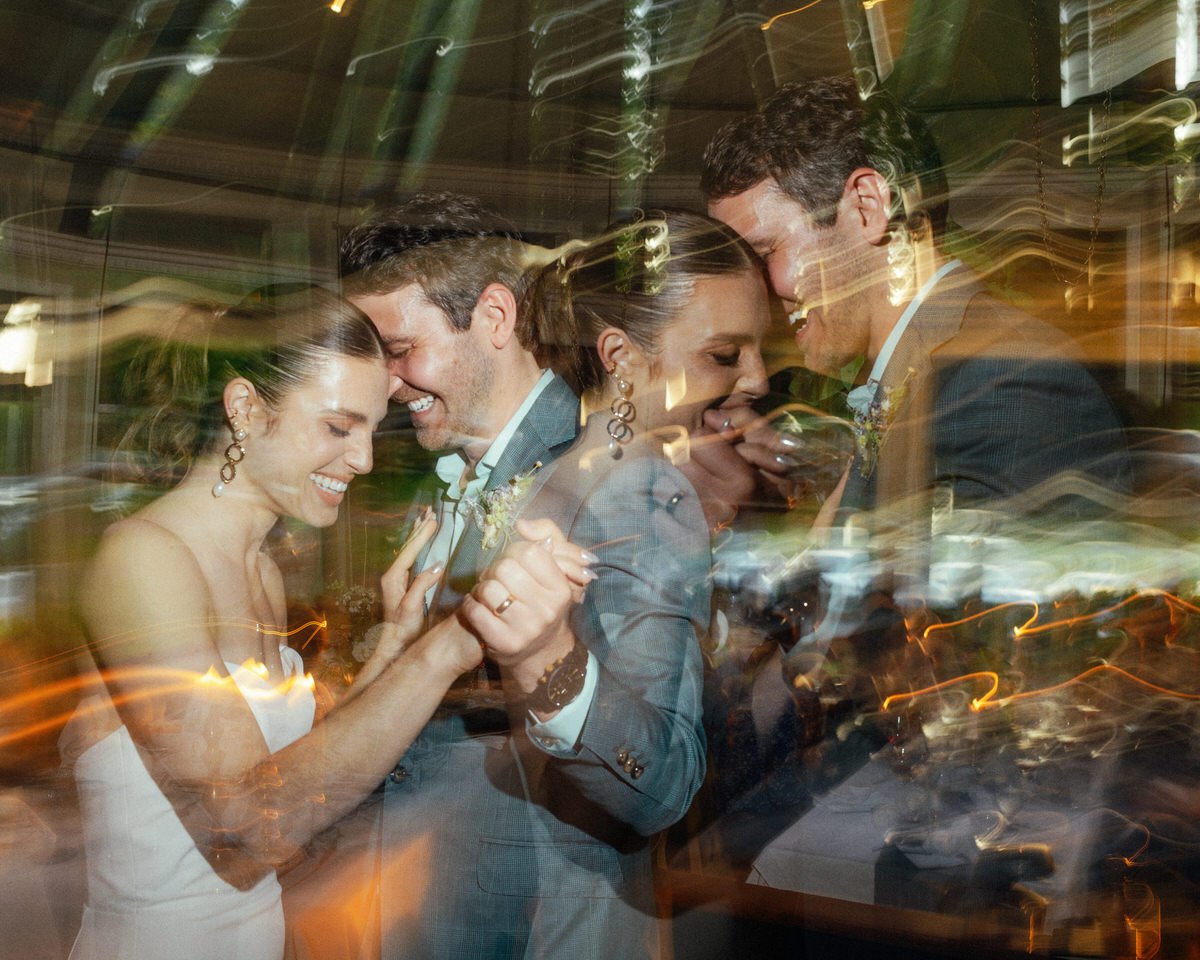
{"left": 532, "top": 455, "right": 709, "bottom": 837}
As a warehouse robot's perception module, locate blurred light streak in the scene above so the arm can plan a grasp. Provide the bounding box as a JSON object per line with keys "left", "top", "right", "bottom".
{"left": 1059, "top": 98, "right": 1194, "bottom": 167}
{"left": 1061, "top": 0, "right": 1181, "bottom": 106}
{"left": 0, "top": 667, "right": 225, "bottom": 752}
{"left": 1014, "top": 589, "right": 1200, "bottom": 639}
{"left": 346, "top": 27, "right": 529, "bottom": 76}
{"left": 760, "top": 1, "right": 823, "bottom": 32}
{"left": 883, "top": 662, "right": 1200, "bottom": 715}
{"left": 1178, "top": 0, "right": 1198, "bottom": 90}
{"left": 92, "top": 53, "right": 219, "bottom": 97}
{"left": 133, "top": 0, "right": 175, "bottom": 28}
{"left": 920, "top": 601, "right": 1039, "bottom": 643}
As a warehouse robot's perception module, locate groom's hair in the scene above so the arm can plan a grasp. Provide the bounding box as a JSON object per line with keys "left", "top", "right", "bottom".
{"left": 701, "top": 75, "right": 948, "bottom": 239}
{"left": 339, "top": 193, "right": 539, "bottom": 337}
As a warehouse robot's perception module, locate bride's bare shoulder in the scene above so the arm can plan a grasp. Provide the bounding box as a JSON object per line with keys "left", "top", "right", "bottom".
{"left": 95, "top": 512, "right": 197, "bottom": 563}
{"left": 83, "top": 514, "right": 206, "bottom": 612}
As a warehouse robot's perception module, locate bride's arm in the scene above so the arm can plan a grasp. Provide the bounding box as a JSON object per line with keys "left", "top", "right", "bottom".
{"left": 80, "top": 520, "right": 482, "bottom": 888}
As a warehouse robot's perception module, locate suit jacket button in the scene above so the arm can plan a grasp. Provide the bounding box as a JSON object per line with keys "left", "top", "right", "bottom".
{"left": 389, "top": 765, "right": 408, "bottom": 783}
{"left": 617, "top": 748, "right": 629, "bottom": 765}
{"left": 631, "top": 764, "right": 644, "bottom": 780}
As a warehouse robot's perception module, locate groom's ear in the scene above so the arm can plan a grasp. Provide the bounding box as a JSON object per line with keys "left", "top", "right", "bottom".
{"left": 472, "top": 283, "right": 519, "bottom": 350}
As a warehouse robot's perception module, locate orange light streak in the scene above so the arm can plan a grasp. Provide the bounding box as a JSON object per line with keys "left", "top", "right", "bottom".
{"left": 260, "top": 619, "right": 327, "bottom": 642}
{"left": 881, "top": 671, "right": 1000, "bottom": 711}
{"left": 882, "top": 662, "right": 1200, "bottom": 713}
{"left": 1012, "top": 588, "right": 1198, "bottom": 638}
{"left": 760, "top": 1, "right": 823, "bottom": 31}
{"left": 0, "top": 616, "right": 326, "bottom": 686}
{"left": 921, "top": 601, "right": 1040, "bottom": 642}
{"left": 0, "top": 618, "right": 328, "bottom": 749}
{"left": 917, "top": 589, "right": 1200, "bottom": 647}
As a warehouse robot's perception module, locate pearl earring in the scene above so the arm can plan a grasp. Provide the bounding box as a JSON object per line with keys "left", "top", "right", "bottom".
{"left": 606, "top": 365, "right": 635, "bottom": 459}
{"left": 212, "top": 416, "right": 247, "bottom": 498}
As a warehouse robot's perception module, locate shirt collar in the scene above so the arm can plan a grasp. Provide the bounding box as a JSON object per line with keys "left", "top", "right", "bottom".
{"left": 846, "top": 258, "right": 962, "bottom": 416}
{"left": 433, "top": 368, "right": 556, "bottom": 498}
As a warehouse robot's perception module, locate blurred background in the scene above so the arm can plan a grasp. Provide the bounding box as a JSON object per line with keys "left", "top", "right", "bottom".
{"left": 4, "top": 1, "right": 1200, "bottom": 957}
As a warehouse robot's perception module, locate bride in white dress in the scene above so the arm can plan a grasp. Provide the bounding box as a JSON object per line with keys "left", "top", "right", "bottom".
{"left": 64, "top": 290, "right": 590, "bottom": 960}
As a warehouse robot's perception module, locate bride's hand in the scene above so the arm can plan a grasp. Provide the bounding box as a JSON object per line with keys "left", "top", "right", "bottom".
{"left": 349, "top": 512, "right": 445, "bottom": 696}
{"left": 460, "top": 519, "right": 597, "bottom": 689}
{"left": 379, "top": 509, "right": 444, "bottom": 642}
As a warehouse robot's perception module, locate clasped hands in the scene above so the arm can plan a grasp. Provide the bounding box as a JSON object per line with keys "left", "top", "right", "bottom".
{"left": 679, "top": 405, "right": 807, "bottom": 528}
{"left": 379, "top": 513, "right": 595, "bottom": 692}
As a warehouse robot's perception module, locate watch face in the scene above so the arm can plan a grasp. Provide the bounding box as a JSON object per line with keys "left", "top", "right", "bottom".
{"left": 546, "top": 663, "right": 586, "bottom": 706}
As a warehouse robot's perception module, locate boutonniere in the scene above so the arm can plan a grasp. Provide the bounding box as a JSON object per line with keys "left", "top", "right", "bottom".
{"left": 468, "top": 461, "right": 543, "bottom": 550}
{"left": 851, "top": 368, "right": 915, "bottom": 478}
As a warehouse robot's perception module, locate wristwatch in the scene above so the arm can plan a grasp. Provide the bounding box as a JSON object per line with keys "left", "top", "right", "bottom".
{"left": 526, "top": 640, "right": 588, "bottom": 714}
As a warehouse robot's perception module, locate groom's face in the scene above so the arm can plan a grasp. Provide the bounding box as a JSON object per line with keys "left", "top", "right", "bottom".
{"left": 351, "top": 283, "right": 496, "bottom": 454}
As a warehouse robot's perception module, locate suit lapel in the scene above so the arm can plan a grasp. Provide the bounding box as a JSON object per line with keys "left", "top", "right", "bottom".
{"left": 434, "top": 375, "right": 580, "bottom": 618}
{"left": 874, "top": 266, "right": 984, "bottom": 514}
{"left": 839, "top": 266, "right": 984, "bottom": 518}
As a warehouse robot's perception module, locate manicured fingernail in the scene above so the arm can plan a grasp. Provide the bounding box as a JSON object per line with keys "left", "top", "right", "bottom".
{"left": 581, "top": 568, "right": 599, "bottom": 582}
{"left": 778, "top": 434, "right": 801, "bottom": 448}
{"left": 720, "top": 417, "right": 732, "bottom": 431}
{"left": 540, "top": 536, "right": 554, "bottom": 551}
{"left": 580, "top": 549, "right": 600, "bottom": 564}
{"left": 428, "top": 560, "right": 445, "bottom": 576}
{"left": 774, "top": 454, "right": 799, "bottom": 468}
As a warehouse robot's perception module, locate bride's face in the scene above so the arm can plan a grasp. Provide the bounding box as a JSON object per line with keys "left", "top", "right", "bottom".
{"left": 636, "top": 270, "right": 771, "bottom": 435}
{"left": 244, "top": 354, "right": 391, "bottom": 527}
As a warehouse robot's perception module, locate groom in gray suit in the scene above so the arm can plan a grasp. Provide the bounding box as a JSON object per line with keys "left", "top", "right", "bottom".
{"left": 701, "top": 75, "right": 1131, "bottom": 523}
{"left": 340, "top": 194, "right": 704, "bottom": 959}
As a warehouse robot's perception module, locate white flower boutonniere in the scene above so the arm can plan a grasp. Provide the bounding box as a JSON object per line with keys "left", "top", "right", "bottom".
{"left": 468, "top": 461, "right": 543, "bottom": 550}
{"left": 851, "top": 368, "right": 916, "bottom": 478}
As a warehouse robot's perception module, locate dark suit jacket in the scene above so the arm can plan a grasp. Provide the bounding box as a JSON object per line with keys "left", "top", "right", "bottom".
{"left": 840, "top": 266, "right": 1132, "bottom": 524}
{"left": 380, "top": 389, "right": 708, "bottom": 959}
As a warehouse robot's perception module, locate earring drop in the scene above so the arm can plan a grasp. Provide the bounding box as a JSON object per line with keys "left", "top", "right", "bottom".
{"left": 212, "top": 416, "right": 247, "bottom": 498}
{"left": 606, "top": 365, "right": 636, "bottom": 459}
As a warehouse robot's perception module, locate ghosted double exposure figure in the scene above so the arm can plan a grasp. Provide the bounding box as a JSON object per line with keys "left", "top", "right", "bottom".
{"left": 63, "top": 289, "right": 581, "bottom": 960}
{"left": 341, "top": 200, "right": 766, "bottom": 958}
{"left": 692, "top": 75, "right": 1135, "bottom": 869}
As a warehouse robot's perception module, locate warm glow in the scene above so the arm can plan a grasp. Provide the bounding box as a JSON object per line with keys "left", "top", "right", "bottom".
{"left": 760, "top": 0, "right": 823, "bottom": 30}
{"left": 0, "top": 325, "right": 35, "bottom": 375}
{"left": 663, "top": 366, "right": 687, "bottom": 411}
{"left": 197, "top": 665, "right": 227, "bottom": 686}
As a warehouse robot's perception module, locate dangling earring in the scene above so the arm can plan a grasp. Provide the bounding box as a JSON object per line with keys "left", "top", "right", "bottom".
{"left": 887, "top": 221, "right": 916, "bottom": 307}
{"left": 606, "top": 365, "right": 635, "bottom": 459}
{"left": 212, "top": 416, "right": 247, "bottom": 498}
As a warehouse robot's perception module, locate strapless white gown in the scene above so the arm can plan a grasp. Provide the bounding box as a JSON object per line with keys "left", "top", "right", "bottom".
{"left": 64, "top": 647, "right": 316, "bottom": 960}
